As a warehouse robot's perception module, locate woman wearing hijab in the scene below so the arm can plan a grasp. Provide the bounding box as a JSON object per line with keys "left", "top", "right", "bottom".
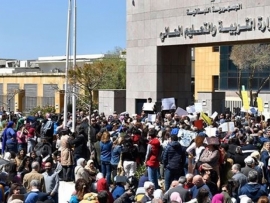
{"left": 170, "top": 192, "right": 182, "bottom": 203}
{"left": 96, "top": 177, "right": 114, "bottom": 203}
{"left": 74, "top": 158, "right": 90, "bottom": 183}
{"left": 211, "top": 193, "right": 224, "bottom": 203}
{"left": 84, "top": 160, "right": 98, "bottom": 183}
{"left": 2, "top": 121, "right": 17, "bottom": 153}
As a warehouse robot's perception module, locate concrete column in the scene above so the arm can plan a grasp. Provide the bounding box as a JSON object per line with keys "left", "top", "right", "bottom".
{"left": 157, "top": 45, "right": 192, "bottom": 108}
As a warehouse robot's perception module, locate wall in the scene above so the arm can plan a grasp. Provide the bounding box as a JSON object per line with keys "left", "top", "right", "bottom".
{"left": 195, "top": 47, "right": 219, "bottom": 100}
{"left": 99, "top": 90, "right": 126, "bottom": 116}
{"left": 0, "top": 73, "right": 65, "bottom": 113}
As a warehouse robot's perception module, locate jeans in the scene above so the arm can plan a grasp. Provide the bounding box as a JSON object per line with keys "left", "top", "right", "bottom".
{"left": 101, "top": 161, "right": 111, "bottom": 184}
{"left": 62, "top": 165, "right": 72, "bottom": 181}
{"left": 27, "top": 140, "right": 36, "bottom": 154}
{"left": 147, "top": 166, "right": 159, "bottom": 189}
{"left": 17, "top": 143, "right": 27, "bottom": 152}
{"left": 164, "top": 168, "right": 181, "bottom": 191}
{"left": 48, "top": 193, "right": 58, "bottom": 203}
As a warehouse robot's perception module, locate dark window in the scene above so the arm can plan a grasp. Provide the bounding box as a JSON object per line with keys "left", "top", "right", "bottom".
{"left": 213, "top": 76, "right": 219, "bottom": 90}
{"left": 228, "top": 78, "right": 237, "bottom": 90}
{"left": 220, "top": 78, "right": 228, "bottom": 90}
{"left": 212, "top": 46, "right": 219, "bottom": 52}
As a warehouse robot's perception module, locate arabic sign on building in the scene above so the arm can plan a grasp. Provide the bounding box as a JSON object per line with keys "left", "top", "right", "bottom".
{"left": 159, "top": 1, "right": 269, "bottom": 42}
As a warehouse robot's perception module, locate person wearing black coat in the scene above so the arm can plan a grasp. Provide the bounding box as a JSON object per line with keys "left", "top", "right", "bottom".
{"left": 70, "top": 129, "right": 88, "bottom": 166}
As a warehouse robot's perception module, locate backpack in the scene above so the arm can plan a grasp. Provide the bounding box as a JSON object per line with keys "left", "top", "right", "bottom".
{"left": 41, "top": 120, "right": 54, "bottom": 138}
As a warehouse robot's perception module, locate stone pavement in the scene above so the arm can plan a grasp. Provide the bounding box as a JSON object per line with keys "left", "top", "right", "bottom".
{"left": 59, "top": 181, "right": 75, "bottom": 203}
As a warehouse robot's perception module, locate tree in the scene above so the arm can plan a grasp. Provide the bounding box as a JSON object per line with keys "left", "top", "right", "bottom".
{"left": 230, "top": 44, "right": 270, "bottom": 106}
{"left": 99, "top": 47, "right": 126, "bottom": 89}
{"left": 68, "top": 61, "right": 117, "bottom": 113}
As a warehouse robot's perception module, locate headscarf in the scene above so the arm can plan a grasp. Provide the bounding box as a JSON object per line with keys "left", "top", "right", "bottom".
{"left": 27, "top": 128, "right": 35, "bottom": 139}
{"left": 85, "top": 160, "right": 95, "bottom": 172}
{"left": 154, "top": 189, "right": 164, "bottom": 199}
{"left": 76, "top": 158, "right": 85, "bottom": 167}
{"left": 212, "top": 194, "right": 224, "bottom": 203}
{"left": 170, "top": 192, "right": 182, "bottom": 203}
{"left": 97, "top": 178, "right": 108, "bottom": 192}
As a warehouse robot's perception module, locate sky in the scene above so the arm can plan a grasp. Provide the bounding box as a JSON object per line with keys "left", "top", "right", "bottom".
{"left": 0, "top": 1, "right": 126, "bottom": 60}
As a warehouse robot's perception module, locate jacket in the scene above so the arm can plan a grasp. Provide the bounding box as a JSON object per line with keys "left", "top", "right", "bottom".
{"left": 146, "top": 138, "right": 160, "bottom": 168}
{"left": 239, "top": 183, "right": 268, "bottom": 202}
{"left": 110, "top": 145, "right": 122, "bottom": 165}
{"left": 100, "top": 140, "right": 113, "bottom": 162}
{"left": 23, "top": 171, "right": 45, "bottom": 192}
{"left": 70, "top": 134, "right": 87, "bottom": 158}
{"left": 162, "top": 141, "right": 185, "bottom": 170}
{"left": 74, "top": 165, "right": 90, "bottom": 183}
{"left": 60, "top": 135, "right": 73, "bottom": 166}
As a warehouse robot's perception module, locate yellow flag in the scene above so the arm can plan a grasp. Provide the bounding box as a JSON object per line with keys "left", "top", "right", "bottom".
{"left": 241, "top": 91, "right": 249, "bottom": 111}
{"left": 257, "top": 97, "right": 263, "bottom": 112}
{"left": 201, "top": 112, "right": 212, "bottom": 125}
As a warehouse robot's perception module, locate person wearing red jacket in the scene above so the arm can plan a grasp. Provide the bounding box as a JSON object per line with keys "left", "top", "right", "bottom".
{"left": 145, "top": 129, "right": 160, "bottom": 189}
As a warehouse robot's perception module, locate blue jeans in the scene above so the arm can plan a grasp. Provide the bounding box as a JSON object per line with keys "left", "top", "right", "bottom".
{"left": 101, "top": 161, "right": 111, "bottom": 184}
{"left": 147, "top": 166, "right": 159, "bottom": 189}
{"left": 164, "top": 168, "right": 181, "bottom": 191}
{"left": 18, "top": 143, "right": 27, "bottom": 152}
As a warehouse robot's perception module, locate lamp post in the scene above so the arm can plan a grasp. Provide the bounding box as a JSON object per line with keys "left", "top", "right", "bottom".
{"left": 63, "top": 0, "right": 72, "bottom": 128}
{"left": 72, "top": 0, "right": 77, "bottom": 133}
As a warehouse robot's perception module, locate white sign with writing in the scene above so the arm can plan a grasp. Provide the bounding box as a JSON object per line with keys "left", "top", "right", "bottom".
{"left": 147, "top": 114, "right": 156, "bottom": 122}
{"left": 142, "top": 103, "right": 155, "bottom": 111}
{"left": 220, "top": 122, "right": 235, "bottom": 132}
{"left": 162, "top": 97, "right": 176, "bottom": 110}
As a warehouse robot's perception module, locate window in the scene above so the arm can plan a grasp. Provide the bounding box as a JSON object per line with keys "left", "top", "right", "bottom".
{"left": 213, "top": 76, "right": 219, "bottom": 90}
{"left": 212, "top": 46, "right": 219, "bottom": 52}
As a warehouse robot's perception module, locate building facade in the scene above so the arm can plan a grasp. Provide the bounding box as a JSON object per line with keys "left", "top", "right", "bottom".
{"left": 126, "top": 0, "right": 270, "bottom": 113}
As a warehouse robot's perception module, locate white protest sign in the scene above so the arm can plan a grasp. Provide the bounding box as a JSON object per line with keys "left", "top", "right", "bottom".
{"left": 249, "top": 107, "right": 257, "bottom": 115}
{"left": 194, "top": 103, "right": 203, "bottom": 113}
{"left": 187, "top": 114, "right": 197, "bottom": 122}
{"left": 142, "top": 103, "right": 155, "bottom": 111}
{"left": 205, "top": 127, "right": 217, "bottom": 137}
{"left": 175, "top": 107, "right": 189, "bottom": 116}
{"left": 147, "top": 114, "right": 156, "bottom": 122}
{"left": 177, "top": 129, "right": 197, "bottom": 147}
{"left": 211, "top": 111, "right": 218, "bottom": 119}
{"left": 186, "top": 105, "right": 196, "bottom": 113}
{"left": 220, "top": 122, "right": 235, "bottom": 132}
{"left": 161, "top": 97, "right": 175, "bottom": 110}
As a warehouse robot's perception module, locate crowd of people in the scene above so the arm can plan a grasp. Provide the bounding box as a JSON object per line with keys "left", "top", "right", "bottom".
{"left": 0, "top": 103, "right": 270, "bottom": 203}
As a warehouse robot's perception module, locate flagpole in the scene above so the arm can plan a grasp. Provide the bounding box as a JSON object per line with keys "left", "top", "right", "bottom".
{"left": 63, "top": 0, "right": 72, "bottom": 128}
{"left": 72, "top": 0, "right": 77, "bottom": 133}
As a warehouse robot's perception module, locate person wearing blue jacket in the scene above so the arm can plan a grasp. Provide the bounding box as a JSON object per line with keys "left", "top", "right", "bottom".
{"left": 162, "top": 133, "right": 186, "bottom": 191}
{"left": 100, "top": 131, "right": 113, "bottom": 184}
{"left": 112, "top": 177, "right": 126, "bottom": 201}
{"left": 239, "top": 170, "right": 268, "bottom": 202}
{"left": 2, "top": 121, "right": 17, "bottom": 154}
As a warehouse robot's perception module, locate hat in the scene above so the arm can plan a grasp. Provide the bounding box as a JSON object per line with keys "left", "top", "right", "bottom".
{"left": 244, "top": 156, "right": 255, "bottom": 165}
